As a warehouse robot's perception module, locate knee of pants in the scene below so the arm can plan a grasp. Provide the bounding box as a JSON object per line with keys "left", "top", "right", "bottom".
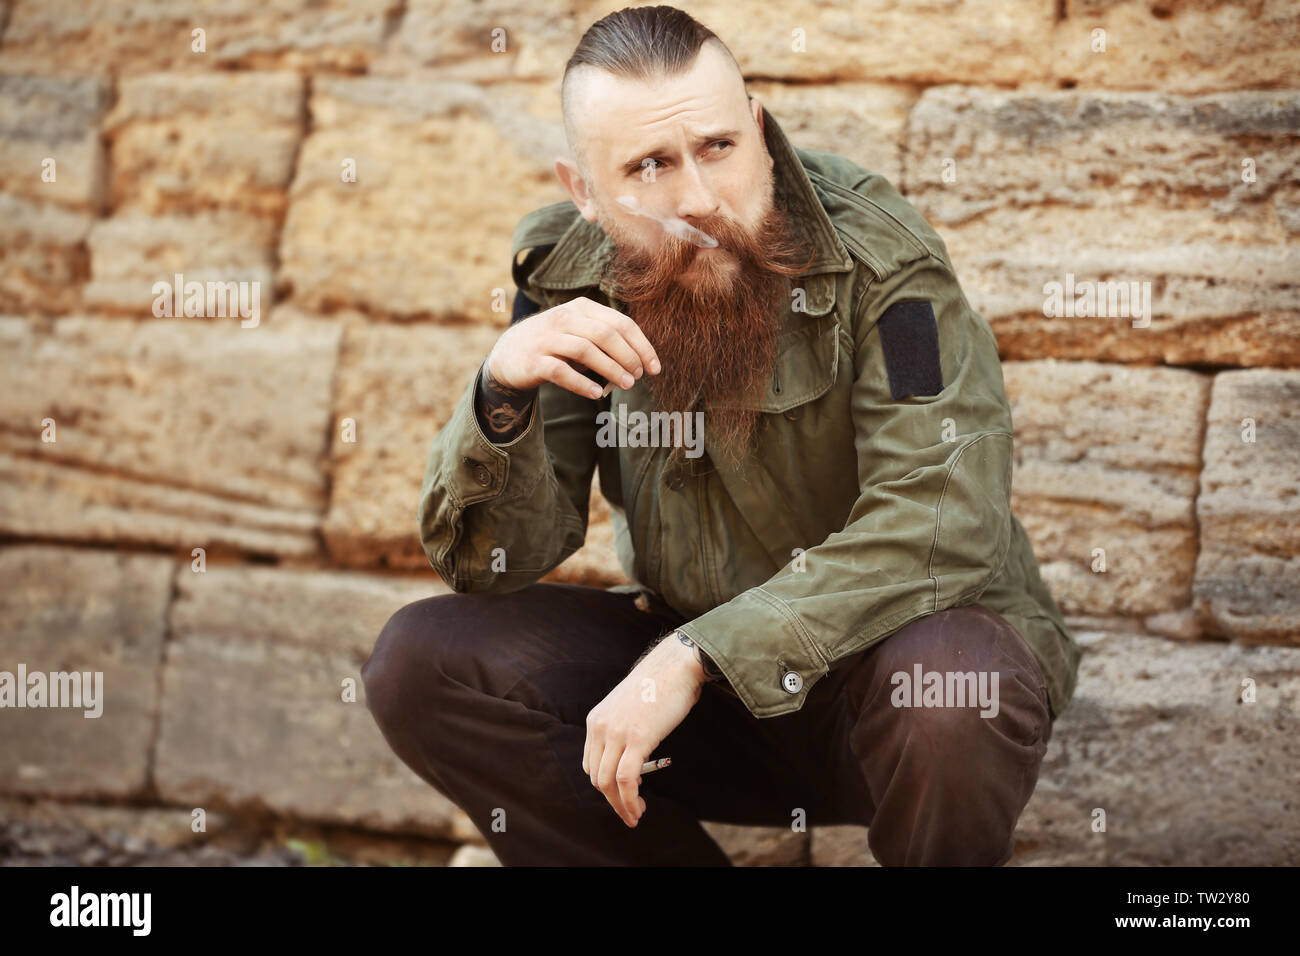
{"left": 868, "top": 605, "right": 1051, "bottom": 756}
{"left": 361, "top": 593, "right": 478, "bottom": 730}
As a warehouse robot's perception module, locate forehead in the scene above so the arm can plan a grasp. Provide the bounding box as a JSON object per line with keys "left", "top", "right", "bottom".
{"left": 573, "top": 45, "right": 749, "bottom": 170}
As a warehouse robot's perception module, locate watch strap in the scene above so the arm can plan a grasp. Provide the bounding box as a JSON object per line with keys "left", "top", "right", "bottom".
{"left": 676, "top": 630, "right": 724, "bottom": 682}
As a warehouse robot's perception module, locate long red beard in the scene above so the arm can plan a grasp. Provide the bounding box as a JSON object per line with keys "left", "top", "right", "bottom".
{"left": 602, "top": 192, "right": 813, "bottom": 470}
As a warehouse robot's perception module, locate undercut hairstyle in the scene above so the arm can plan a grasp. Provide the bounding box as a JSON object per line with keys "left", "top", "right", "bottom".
{"left": 560, "top": 5, "right": 745, "bottom": 183}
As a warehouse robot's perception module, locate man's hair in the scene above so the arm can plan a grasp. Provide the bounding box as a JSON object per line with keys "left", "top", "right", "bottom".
{"left": 560, "top": 5, "right": 744, "bottom": 182}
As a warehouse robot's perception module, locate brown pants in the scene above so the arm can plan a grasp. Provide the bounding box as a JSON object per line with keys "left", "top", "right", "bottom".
{"left": 361, "top": 583, "right": 1053, "bottom": 866}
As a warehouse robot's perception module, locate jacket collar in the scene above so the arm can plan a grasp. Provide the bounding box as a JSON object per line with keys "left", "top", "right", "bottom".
{"left": 529, "top": 101, "right": 855, "bottom": 318}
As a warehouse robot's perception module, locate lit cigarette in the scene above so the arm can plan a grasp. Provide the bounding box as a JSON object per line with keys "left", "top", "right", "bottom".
{"left": 640, "top": 757, "right": 671, "bottom": 774}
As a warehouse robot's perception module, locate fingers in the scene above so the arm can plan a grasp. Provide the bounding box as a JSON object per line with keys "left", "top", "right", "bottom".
{"left": 594, "top": 742, "right": 630, "bottom": 826}
{"left": 540, "top": 354, "right": 609, "bottom": 400}
{"left": 588, "top": 723, "right": 643, "bottom": 827}
{"left": 580, "top": 299, "right": 662, "bottom": 376}
{"left": 615, "top": 751, "right": 646, "bottom": 827}
{"left": 560, "top": 299, "right": 661, "bottom": 381}
{"left": 500, "top": 296, "right": 663, "bottom": 400}
{"left": 556, "top": 315, "right": 644, "bottom": 387}
{"left": 551, "top": 332, "right": 639, "bottom": 393}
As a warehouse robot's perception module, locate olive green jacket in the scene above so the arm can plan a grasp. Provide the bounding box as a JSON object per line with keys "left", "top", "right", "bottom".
{"left": 418, "top": 104, "right": 1081, "bottom": 720}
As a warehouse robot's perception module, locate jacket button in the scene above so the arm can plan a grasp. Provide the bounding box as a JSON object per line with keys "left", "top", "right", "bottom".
{"left": 781, "top": 671, "right": 803, "bottom": 694}
{"left": 783, "top": 406, "right": 802, "bottom": 421}
{"left": 472, "top": 463, "right": 492, "bottom": 487}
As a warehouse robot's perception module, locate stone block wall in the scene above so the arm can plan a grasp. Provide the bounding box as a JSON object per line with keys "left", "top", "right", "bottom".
{"left": 1, "top": 1, "right": 1296, "bottom": 866}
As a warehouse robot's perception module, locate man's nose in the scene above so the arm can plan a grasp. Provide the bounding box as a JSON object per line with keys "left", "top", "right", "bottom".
{"left": 674, "top": 159, "right": 720, "bottom": 225}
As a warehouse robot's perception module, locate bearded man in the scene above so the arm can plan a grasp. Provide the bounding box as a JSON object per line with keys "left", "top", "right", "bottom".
{"left": 362, "top": 5, "right": 1081, "bottom": 867}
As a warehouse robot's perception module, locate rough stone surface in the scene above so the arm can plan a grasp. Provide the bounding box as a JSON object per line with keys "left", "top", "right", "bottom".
{"left": 596, "top": 0, "right": 1056, "bottom": 87}
{"left": 448, "top": 844, "right": 501, "bottom": 867}
{"left": 0, "top": 193, "right": 92, "bottom": 314}
{"left": 376, "top": 0, "right": 582, "bottom": 80}
{"left": 0, "top": 75, "right": 107, "bottom": 209}
{"left": 323, "top": 316, "right": 501, "bottom": 569}
{"left": 704, "top": 822, "right": 809, "bottom": 866}
{"left": 103, "top": 72, "right": 305, "bottom": 219}
{"left": 1050, "top": 0, "right": 1300, "bottom": 94}
{"left": 746, "top": 81, "right": 914, "bottom": 186}
{"left": 84, "top": 209, "right": 278, "bottom": 315}
{"left": 278, "top": 77, "right": 569, "bottom": 320}
{"left": 0, "top": 315, "right": 338, "bottom": 557}
{"left": 1013, "top": 628, "right": 1300, "bottom": 865}
{"left": 1194, "top": 369, "right": 1300, "bottom": 644}
{"left": 810, "top": 825, "right": 881, "bottom": 867}
{"left": 908, "top": 88, "right": 1300, "bottom": 366}
{"left": 155, "top": 563, "right": 457, "bottom": 835}
{"left": 0, "top": 0, "right": 399, "bottom": 75}
{"left": 0, "top": 546, "right": 171, "bottom": 799}
{"left": 1003, "top": 360, "right": 1210, "bottom": 618}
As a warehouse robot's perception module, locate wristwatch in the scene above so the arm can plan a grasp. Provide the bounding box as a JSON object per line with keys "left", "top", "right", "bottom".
{"left": 675, "top": 630, "right": 725, "bottom": 682}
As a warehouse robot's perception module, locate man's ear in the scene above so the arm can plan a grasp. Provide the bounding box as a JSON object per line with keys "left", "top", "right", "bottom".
{"left": 555, "top": 156, "right": 597, "bottom": 223}
{"left": 749, "top": 95, "right": 770, "bottom": 168}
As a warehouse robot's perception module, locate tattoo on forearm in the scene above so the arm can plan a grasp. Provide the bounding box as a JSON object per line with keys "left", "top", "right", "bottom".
{"left": 478, "top": 364, "right": 537, "bottom": 441}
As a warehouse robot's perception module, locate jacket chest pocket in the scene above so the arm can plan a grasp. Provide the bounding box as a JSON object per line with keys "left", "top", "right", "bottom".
{"left": 756, "top": 312, "right": 840, "bottom": 414}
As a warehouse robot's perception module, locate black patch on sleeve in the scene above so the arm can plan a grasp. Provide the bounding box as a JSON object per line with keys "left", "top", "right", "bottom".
{"left": 510, "top": 243, "right": 555, "bottom": 325}
{"left": 876, "top": 299, "right": 944, "bottom": 399}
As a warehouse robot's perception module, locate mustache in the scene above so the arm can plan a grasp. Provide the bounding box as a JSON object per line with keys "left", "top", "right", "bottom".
{"left": 607, "top": 204, "right": 815, "bottom": 303}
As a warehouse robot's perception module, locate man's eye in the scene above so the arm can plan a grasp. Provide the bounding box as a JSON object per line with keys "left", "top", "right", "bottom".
{"left": 712, "top": 140, "right": 733, "bottom": 152}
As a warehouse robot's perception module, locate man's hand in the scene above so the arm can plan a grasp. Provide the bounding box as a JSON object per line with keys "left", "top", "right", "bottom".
{"left": 582, "top": 632, "right": 707, "bottom": 827}
{"left": 486, "top": 295, "right": 662, "bottom": 399}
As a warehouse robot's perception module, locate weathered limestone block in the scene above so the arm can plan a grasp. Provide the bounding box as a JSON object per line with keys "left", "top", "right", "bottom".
{"left": 1013, "top": 629, "right": 1300, "bottom": 865}
{"left": 0, "top": 76, "right": 107, "bottom": 312}
{"left": 279, "top": 77, "right": 569, "bottom": 320}
{"left": 323, "top": 316, "right": 501, "bottom": 569}
{"left": 747, "top": 81, "right": 915, "bottom": 185}
{"left": 155, "top": 563, "right": 458, "bottom": 835}
{"left": 376, "top": 0, "right": 582, "bottom": 80}
{"left": 83, "top": 210, "right": 277, "bottom": 315}
{"left": 810, "top": 826, "right": 881, "bottom": 867}
{"left": 0, "top": 194, "right": 92, "bottom": 314}
{"left": 1002, "top": 360, "right": 1209, "bottom": 617}
{"left": 582, "top": 0, "right": 1056, "bottom": 86}
{"left": 103, "top": 72, "right": 304, "bottom": 219}
{"left": 0, "top": 315, "right": 338, "bottom": 557}
{"left": 1194, "top": 369, "right": 1300, "bottom": 644}
{"left": 0, "top": 546, "right": 171, "bottom": 799}
{"left": 0, "top": 797, "right": 235, "bottom": 860}
{"left": 0, "top": 75, "right": 107, "bottom": 209}
{"left": 908, "top": 88, "right": 1300, "bottom": 366}
{"left": 1051, "top": 0, "right": 1300, "bottom": 93}
{"left": 0, "top": 0, "right": 398, "bottom": 75}
{"left": 702, "top": 823, "right": 808, "bottom": 866}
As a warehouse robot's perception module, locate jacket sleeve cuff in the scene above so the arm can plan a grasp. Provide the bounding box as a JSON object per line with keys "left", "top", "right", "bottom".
{"left": 438, "top": 362, "right": 544, "bottom": 509}
{"left": 675, "top": 585, "right": 830, "bottom": 718}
